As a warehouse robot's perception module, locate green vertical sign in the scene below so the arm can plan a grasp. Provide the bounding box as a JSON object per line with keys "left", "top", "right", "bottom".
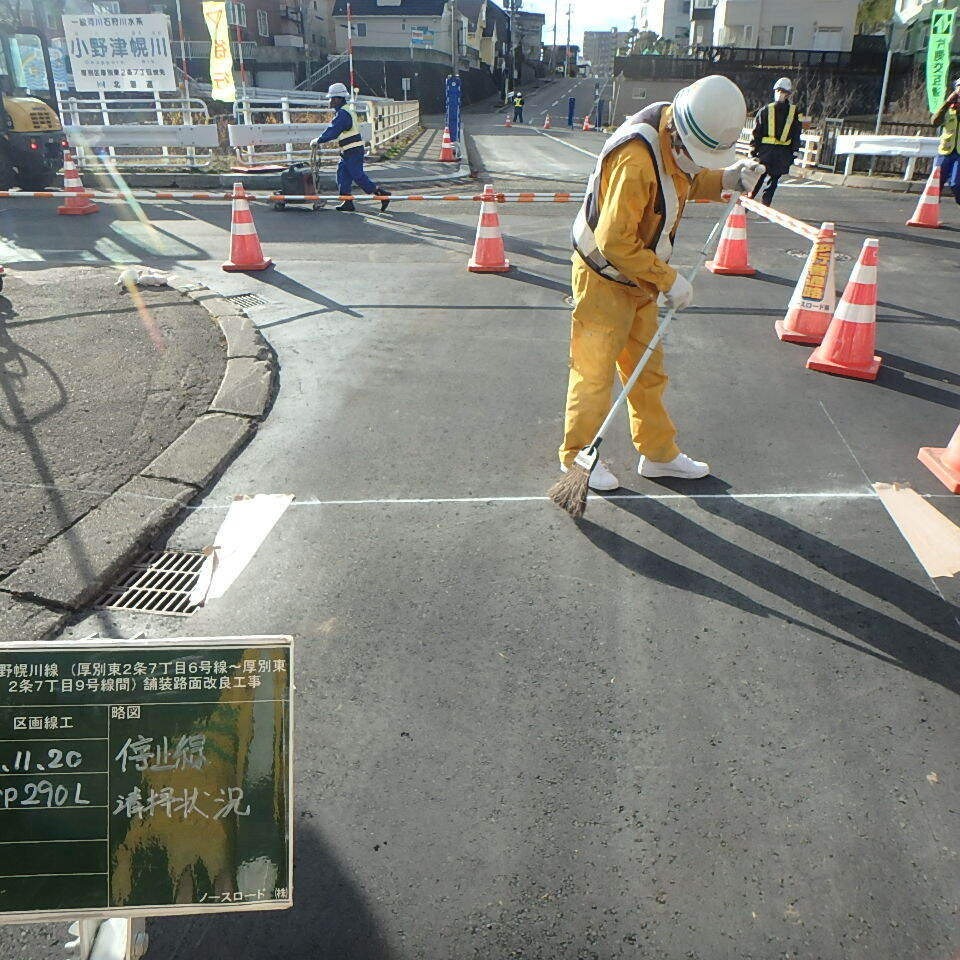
{"left": 927, "top": 9, "right": 956, "bottom": 114}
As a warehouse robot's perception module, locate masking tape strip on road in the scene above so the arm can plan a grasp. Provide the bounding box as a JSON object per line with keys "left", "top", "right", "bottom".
{"left": 739, "top": 195, "right": 819, "bottom": 242}
{"left": 0, "top": 191, "right": 578, "bottom": 203}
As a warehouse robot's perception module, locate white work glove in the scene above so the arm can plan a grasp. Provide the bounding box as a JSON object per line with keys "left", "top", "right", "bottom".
{"left": 663, "top": 272, "right": 693, "bottom": 311}
{"left": 722, "top": 158, "right": 765, "bottom": 193}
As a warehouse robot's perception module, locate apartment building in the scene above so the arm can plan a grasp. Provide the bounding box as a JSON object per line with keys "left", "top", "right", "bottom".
{"left": 690, "top": 0, "right": 860, "bottom": 52}
{"left": 513, "top": 9, "right": 544, "bottom": 63}
{"left": 637, "top": 0, "right": 691, "bottom": 43}
{"left": 583, "top": 27, "right": 621, "bottom": 75}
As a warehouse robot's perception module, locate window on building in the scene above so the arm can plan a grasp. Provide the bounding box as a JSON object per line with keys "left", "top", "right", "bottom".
{"left": 257, "top": 9, "right": 269, "bottom": 36}
{"left": 354, "top": 22, "right": 367, "bottom": 37}
{"left": 150, "top": 3, "right": 167, "bottom": 12}
{"left": 226, "top": 2, "right": 247, "bottom": 28}
{"left": 92, "top": 0, "right": 121, "bottom": 12}
{"left": 743, "top": 25, "right": 753, "bottom": 43}
{"left": 680, "top": 0, "right": 690, "bottom": 11}
{"left": 320, "top": 34, "right": 327, "bottom": 46}
{"left": 770, "top": 25, "right": 794, "bottom": 47}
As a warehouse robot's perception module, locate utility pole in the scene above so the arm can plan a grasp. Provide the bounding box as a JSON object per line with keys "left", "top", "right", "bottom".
{"left": 564, "top": 2, "right": 571, "bottom": 78}
{"left": 552, "top": 0, "right": 557, "bottom": 72}
{"left": 449, "top": 0, "right": 459, "bottom": 76}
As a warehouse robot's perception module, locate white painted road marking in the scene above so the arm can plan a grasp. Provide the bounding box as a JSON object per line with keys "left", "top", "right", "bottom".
{"left": 528, "top": 126, "right": 601, "bottom": 159}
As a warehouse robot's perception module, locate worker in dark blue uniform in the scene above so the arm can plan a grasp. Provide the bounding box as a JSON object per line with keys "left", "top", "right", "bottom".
{"left": 312, "top": 82, "right": 390, "bottom": 212}
{"left": 749, "top": 77, "right": 803, "bottom": 207}
{"left": 512, "top": 90, "right": 525, "bottom": 124}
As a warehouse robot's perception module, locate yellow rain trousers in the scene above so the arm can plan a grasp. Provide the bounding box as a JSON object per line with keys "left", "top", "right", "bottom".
{"left": 559, "top": 112, "right": 725, "bottom": 467}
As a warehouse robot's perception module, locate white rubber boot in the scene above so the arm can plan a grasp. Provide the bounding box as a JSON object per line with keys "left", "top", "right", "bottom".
{"left": 638, "top": 452, "right": 710, "bottom": 480}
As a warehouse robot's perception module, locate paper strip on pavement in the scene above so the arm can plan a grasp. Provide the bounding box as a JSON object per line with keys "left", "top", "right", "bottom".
{"left": 874, "top": 482, "right": 960, "bottom": 580}
{"left": 189, "top": 493, "right": 294, "bottom": 606}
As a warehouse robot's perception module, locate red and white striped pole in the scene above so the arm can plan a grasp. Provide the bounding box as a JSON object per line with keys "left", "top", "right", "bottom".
{"left": 347, "top": 2, "right": 356, "bottom": 102}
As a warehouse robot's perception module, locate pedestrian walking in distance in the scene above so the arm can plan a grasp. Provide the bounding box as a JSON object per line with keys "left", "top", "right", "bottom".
{"left": 749, "top": 77, "right": 802, "bottom": 207}
{"left": 513, "top": 90, "right": 525, "bottom": 124}
{"left": 559, "top": 74, "right": 764, "bottom": 491}
{"left": 311, "top": 82, "right": 391, "bottom": 213}
{"left": 933, "top": 77, "right": 960, "bottom": 210}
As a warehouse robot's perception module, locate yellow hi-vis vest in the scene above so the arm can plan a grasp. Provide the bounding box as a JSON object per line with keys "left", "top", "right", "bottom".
{"left": 761, "top": 102, "right": 797, "bottom": 146}
{"left": 939, "top": 107, "right": 958, "bottom": 155}
{"left": 336, "top": 106, "right": 364, "bottom": 154}
{"left": 514, "top": 94, "right": 524, "bottom": 107}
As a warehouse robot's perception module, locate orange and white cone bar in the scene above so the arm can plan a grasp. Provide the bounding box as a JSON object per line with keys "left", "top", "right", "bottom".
{"left": 57, "top": 149, "right": 98, "bottom": 216}
{"left": 543, "top": 114, "right": 552, "bottom": 129}
{"left": 706, "top": 200, "right": 755, "bottom": 276}
{"left": 918, "top": 421, "right": 960, "bottom": 493}
{"left": 906, "top": 163, "right": 942, "bottom": 229}
{"left": 439, "top": 126, "right": 456, "bottom": 162}
{"left": 806, "top": 238, "right": 881, "bottom": 381}
{"left": 223, "top": 182, "right": 273, "bottom": 273}
{"left": 776, "top": 221, "right": 836, "bottom": 344}
{"left": 468, "top": 183, "right": 509, "bottom": 273}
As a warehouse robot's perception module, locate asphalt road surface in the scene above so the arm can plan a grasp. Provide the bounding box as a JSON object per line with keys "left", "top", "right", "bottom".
{"left": 1, "top": 100, "right": 959, "bottom": 960}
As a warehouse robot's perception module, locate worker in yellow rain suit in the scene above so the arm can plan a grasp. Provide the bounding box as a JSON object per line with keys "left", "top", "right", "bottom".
{"left": 559, "top": 74, "right": 764, "bottom": 491}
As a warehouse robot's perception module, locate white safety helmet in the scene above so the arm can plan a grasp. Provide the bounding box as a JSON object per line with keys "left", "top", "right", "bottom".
{"left": 773, "top": 77, "right": 793, "bottom": 93}
{"left": 671, "top": 75, "right": 747, "bottom": 170}
{"left": 326, "top": 82, "right": 350, "bottom": 99}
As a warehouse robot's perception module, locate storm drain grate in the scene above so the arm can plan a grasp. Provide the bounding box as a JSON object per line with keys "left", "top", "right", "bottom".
{"left": 96, "top": 550, "right": 206, "bottom": 616}
{"left": 226, "top": 293, "right": 268, "bottom": 308}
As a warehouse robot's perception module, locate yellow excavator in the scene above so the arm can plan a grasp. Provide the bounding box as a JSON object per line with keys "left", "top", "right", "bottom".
{"left": 0, "top": 27, "right": 64, "bottom": 190}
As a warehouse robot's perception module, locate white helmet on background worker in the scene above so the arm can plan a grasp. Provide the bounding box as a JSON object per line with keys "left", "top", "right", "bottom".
{"left": 670, "top": 74, "right": 747, "bottom": 171}
{"left": 773, "top": 77, "right": 793, "bottom": 93}
{"left": 326, "top": 82, "right": 350, "bottom": 100}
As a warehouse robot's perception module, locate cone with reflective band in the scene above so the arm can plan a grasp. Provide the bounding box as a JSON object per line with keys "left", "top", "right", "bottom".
{"left": 468, "top": 183, "right": 509, "bottom": 273}
{"left": 57, "top": 149, "right": 98, "bottom": 216}
{"left": 918, "top": 422, "right": 960, "bottom": 494}
{"left": 582, "top": 115, "right": 592, "bottom": 131}
{"left": 906, "top": 164, "right": 941, "bottom": 229}
{"left": 776, "top": 221, "right": 837, "bottom": 344}
{"left": 222, "top": 182, "right": 273, "bottom": 272}
{"left": 706, "top": 200, "right": 755, "bottom": 275}
{"left": 543, "top": 114, "right": 552, "bottom": 129}
{"left": 504, "top": 114, "right": 512, "bottom": 127}
{"left": 806, "top": 238, "right": 881, "bottom": 381}
{"left": 439, "top": 126, "right": 456, "bottom": 162}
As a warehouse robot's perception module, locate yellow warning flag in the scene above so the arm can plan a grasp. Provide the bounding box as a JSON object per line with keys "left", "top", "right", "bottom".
{"left": 203, "top": 1, "right": 235, "bottom": 103}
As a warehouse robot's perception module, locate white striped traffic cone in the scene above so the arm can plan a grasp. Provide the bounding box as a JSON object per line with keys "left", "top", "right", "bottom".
{"left": 776, "top": 221, "right": 836, "bottom": 344}
{"left": 705, "top": 201, "right": 755, "bottom": 275}
{"left": 468, "top": 184, "right": 509, "bottom": 273}
{"left": 906, "top": 164, "right": 941, "bottom": 229}
{"left": 918, "top": 422, "right": 960, "bottom": 493}
{"left": 57, "top": 149, "right": 98, "bottom": 216}
{"left": 504, "top": 114, "right": 512, "bottom": 127}
{"left": 806, "top": 238, "right": 881, "bottom": 381}
{"left": 543, "top": 114, "right": 552, "bottom": 129}
{"left": 439, "top": 126, "right": 456, "bottom": 162}
{"left": 222, "top": 182, "right": 273, "bottom": 272}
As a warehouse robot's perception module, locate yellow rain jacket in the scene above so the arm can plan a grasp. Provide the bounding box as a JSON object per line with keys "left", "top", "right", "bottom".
{"left": 560, "top": 104, "right": 725, "bottom": 467}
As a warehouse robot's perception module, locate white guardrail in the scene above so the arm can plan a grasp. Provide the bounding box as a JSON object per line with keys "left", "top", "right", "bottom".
{"left": 834, "top": 134, "right": 939, "bottom": 181}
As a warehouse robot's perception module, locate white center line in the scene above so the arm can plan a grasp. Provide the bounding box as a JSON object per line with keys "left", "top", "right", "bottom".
{"left": 528, "top": 126, "right": 601, "bottom": 159}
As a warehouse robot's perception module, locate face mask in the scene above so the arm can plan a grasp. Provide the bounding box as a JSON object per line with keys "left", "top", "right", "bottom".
{"left": 671, "top": 145, "right": 701, "bottom": 177}
{"left": 775, "top": 90, "right": 789, "bottom": 102}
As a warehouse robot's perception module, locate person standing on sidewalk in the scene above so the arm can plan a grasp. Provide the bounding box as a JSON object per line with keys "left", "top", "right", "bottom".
{"left": 749, "top": 77, "right": 803, "bottom": 207}
{"left": 513, "top": 90, "right": 525, "bottom": 124}
{"left": 312, "top": 83, "right": 391, "bottom": 213}
{"left": 932, "top": 77, "right": 960, "bottom": 209}
{"left": 558, "top": 75, "right": 764, "bottom": 490}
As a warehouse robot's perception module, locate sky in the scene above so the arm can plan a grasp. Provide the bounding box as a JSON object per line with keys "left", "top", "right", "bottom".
{"left": 519, "top": 0, "right": 638, "bottom": 49}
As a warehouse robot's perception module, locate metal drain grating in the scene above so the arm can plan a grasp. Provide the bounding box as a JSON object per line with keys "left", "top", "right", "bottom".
{"left": 226, "top": 293, "right": 268, "bottom": 308}
{"left": 96, "top": 550, "right": 205, "bottom": 616}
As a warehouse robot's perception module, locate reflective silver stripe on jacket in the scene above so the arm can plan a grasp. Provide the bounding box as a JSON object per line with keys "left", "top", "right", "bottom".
{"left": 572, "top": 103, "right": 680, "bottom": 286}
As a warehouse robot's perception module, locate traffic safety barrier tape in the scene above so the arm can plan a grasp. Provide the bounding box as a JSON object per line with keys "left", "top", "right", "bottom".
{"left": 0, "top": 190, "right": 578, "bottom": 203}
{"left": 739, "top": 195, "right": 818, "bottom": 242}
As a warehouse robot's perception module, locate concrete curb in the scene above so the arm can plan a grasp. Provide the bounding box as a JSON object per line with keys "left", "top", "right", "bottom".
{"left": 0, "top": 277, "right": 278, "bottom": 641}
{"left": 799, "top": 167, "right": 926, "bottom": 195}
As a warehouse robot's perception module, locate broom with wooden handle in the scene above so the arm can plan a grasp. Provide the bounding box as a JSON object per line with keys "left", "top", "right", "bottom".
{"left": 548, "top": 192, "right": 740, "bottom": 520}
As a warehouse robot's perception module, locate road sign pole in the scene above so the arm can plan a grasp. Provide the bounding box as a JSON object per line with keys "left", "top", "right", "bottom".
{"left": 446, "top": 74, "right": 461, "bottom": 144}
{"left": 567, "top": 96, "right": 575, "bottom": 127}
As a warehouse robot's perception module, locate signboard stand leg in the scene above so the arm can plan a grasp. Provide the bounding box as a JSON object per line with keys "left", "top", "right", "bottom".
{"left": 66, "top": 918, "right": 148, "bottom": 960}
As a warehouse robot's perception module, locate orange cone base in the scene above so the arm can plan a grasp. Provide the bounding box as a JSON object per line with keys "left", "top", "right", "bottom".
{"left": 223, "top": 256, "right": 273, "bottom": 273}
{"left": 775, "top": 318, "right": 825, "bottom": 345}
{"left": 806, "top": 353, "right": 881, "bottom": 381}
{"left": 705, "top": 260, "right": 754, "bottom": 276}
{"left": 918, "top": 446, "right": 960, "bottom": 493}
{"left": 58, "top": 201, "right": 98, "bottom": 215}
{"left": 468, "top": 257, "right": 510, "bottom": 273}
{"left": 905, "top": 218, "right": 941, "bottom": 228}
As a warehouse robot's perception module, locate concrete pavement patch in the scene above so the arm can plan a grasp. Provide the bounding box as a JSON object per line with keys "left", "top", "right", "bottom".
{"left": 209, "top": 357, "right": 276, "bottom": 419}
{"left": 0, "top": 594, "right": 69, "bottom": 642}
{"left": 0, "top": 475, "right": 193, "bottom": 611}
{"left": 141, "top": 412, "right": 255, "bottom": 489}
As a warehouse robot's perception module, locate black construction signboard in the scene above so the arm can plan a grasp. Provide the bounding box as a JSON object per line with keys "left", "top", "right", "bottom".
{"left": 0, "top": 636, "right": 293, "bottom": 923}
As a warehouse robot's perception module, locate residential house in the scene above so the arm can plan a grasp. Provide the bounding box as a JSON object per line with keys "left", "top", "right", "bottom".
{"left": 513, "top": 9, "right": 543, "bottom": 64}
{"left": 892, "top": 0, "right": 960, "bottom": 60}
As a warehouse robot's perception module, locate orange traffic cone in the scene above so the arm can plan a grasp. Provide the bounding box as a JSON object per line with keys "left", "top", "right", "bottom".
{"left": 705, "top": 201, "right": 755, "bottom": 275}
{"left": 918, "top": 422, "right": 960, "bottom": 493}
{"left": 222, "top": 182, "right": 273, "bottom": 272}
{"left": 776, "top": 221, "right": 836, "bottom": 344}
{"left": 543, "top": 114, "right": 552, "bottom": 129}
{"left": 439, "top": 126, "right": 456, "bottom": 162}
{"left": 806, "top": 238, "right": 881, "bottom": 381}
{"left": 57, "top": 149, "right": 98, "bottom": 216}
{"left": 505, "top": 114, "right": 513, "bottom": 127}
{"left": 906, "top": 164, "right": 942, "bottom": 229}
{"left": 468, "top": 184, "right": 509, "bottom": 273}
{"left": 582, "top": 115, "right": 592, "bottom": 131}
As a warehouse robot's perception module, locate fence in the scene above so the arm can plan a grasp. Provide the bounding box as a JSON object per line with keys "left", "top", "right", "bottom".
{"left": 56, "top": 90, "right": 216, "bottom": 170}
